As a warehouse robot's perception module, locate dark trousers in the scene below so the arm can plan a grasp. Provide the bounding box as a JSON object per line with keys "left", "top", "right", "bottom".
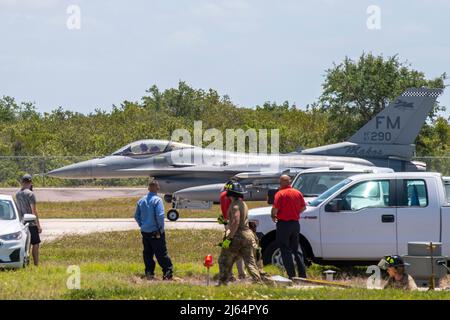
{"left": 276, "top": 220, "right": 307, "bottom": 279}
{"left": 141, "top": 232, "right": 173, "bottom": 276}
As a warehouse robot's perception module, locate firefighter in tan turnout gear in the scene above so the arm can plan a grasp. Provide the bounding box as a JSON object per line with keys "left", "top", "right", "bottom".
{"left": 217, "top": 182, "right": 262, "bottom": 285}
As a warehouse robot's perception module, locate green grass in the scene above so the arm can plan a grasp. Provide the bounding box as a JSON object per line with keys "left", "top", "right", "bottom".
{"left": 39, "top": 198, "right": 269, "bottom": 219}
{"left": 1, "top": 229, "right": 450, "bottom": 299}
{"left": 39, "top": 198, "right": 140, "bottom": 219}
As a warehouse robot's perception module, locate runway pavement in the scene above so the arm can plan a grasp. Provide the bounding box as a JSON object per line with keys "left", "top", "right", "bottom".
{"left": 0, "top": 187, "right": 147, "bottom": 202}
{"left": 0, "top": 188, "right": 224, "bottom": 242}
{"left": 40, "top": 218, "right": 222, "bottom": 241}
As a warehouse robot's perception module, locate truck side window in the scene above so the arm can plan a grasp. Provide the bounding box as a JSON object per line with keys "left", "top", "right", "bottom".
{"left": 400, "top": 180, "right": 428, "bottom": 207}
{"left": 339, "top": 180, "right": 390, "bottom": 211}
{"left": 444, "top": 182, "right": 450, "bottom": 204}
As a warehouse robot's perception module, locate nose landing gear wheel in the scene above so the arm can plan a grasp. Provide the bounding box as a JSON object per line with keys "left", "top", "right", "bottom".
{"left": 167, "top": 209, "right": 180, "bottom": 221}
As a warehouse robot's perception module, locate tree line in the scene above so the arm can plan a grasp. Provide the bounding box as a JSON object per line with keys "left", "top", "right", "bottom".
{"left": 0, "top": 53, "right": 448, "bottom": 186}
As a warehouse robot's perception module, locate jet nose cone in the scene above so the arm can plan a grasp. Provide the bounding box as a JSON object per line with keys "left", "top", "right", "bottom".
{"left": 47, "top": 161, "right": 93, "bottom": 179}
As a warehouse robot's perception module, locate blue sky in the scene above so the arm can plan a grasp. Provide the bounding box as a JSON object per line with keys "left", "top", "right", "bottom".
{"left": 1, "top": 0, "right": 449, "bottom": 117}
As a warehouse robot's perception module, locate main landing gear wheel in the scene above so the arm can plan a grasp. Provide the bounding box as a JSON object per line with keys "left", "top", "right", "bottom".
{"left": 167, "top": 209, "right": 180, "bottom": 221}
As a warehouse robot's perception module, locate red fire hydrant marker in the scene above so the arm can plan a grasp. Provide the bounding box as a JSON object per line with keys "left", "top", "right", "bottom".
{"left": 204, "top": 255, "right": 213, "bottom": 286}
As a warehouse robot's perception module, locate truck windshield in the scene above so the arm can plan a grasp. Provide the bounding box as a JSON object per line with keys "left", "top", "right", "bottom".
{"left": 0, "top": 200, "right": 16, "bottom": 220}
{"left": 292, "top": 172, "right": 358, "bottom": 197}
{"left": 309, "top": 179, "right": 352, "bottom": 207}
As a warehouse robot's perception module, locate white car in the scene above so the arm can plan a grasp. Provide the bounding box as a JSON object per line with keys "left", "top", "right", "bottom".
{"left": 0, "top": 195, "right": 36, "bottom": 269}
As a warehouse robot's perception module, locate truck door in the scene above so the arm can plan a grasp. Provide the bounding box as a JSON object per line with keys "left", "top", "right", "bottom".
{"left": 321, "top": 179, "right": 397, "bottom": 259}
{"left": 396, "top": 178, "right": 440, "bottom": 255}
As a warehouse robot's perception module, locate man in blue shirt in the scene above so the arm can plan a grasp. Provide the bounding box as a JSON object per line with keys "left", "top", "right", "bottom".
{"left": 135, "top": 180, "right": 173, "bottom": 280}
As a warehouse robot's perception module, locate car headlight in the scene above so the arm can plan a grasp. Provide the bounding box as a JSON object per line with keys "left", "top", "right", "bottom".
{"left": 0, "top": 231, "right": 22, "bottom": 241}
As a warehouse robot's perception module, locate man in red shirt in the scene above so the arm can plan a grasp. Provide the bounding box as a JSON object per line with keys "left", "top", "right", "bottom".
{"left": 271, "top": 175, "right": 307, "bottom": 279}
{"left": 219, "top": 181, "right": 246, "bottom": 280}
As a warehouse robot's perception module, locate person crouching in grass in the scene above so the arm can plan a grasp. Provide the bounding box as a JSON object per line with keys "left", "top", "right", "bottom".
{"left": 378, "top": 255, "right": 418, "bottom": 290}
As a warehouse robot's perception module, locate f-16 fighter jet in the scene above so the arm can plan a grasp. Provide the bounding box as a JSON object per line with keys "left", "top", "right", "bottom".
{"left": 48, "top": 88, "right": 442, "bottom": 220}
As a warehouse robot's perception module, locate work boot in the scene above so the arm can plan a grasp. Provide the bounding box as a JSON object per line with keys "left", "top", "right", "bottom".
{"left": 145, "top": 273, "right": 155, "bottom": 281}
{"left": 238, "top": 273, "right": 247, "bottom": 280}
{"left": 262, "top": 276, "right": 275, "bottom": 286}
{"left": 163, "top": 271, "right": 173, "bottom": 280}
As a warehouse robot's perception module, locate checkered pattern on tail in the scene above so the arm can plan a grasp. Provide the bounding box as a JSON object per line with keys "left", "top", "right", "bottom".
{"left": 401, "top": 88, "right": 443, "bottom": 98}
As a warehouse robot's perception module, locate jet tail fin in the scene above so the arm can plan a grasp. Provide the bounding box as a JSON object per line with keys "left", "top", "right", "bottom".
{"left": 348, "top": 88, "right": 443, "bottom": 145}
{"left": 301, "top": 88, "right": 443, "bottom": 160}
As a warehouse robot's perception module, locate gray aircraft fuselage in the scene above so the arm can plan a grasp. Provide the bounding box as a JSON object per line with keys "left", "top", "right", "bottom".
{"left": 47, "top": 145, "right": 422, "bottom": 195}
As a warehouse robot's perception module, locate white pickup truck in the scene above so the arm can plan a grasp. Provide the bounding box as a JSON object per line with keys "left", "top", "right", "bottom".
{"left": 249, "top": 172, "right": 450, "bottom": 266}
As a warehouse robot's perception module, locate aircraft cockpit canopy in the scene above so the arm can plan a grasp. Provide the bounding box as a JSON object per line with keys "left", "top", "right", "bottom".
{"left": 112, "top": 140, "right": 193, "bottom": 156}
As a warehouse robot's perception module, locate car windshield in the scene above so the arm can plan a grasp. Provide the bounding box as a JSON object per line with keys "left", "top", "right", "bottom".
{"left": 0, "top": 200, "right": 15, "bottom": 220}
{"left": 309, "top": 179, "right": 352, "bottom": 207}
{"left": 292, "top": 172, "right": 359, "bottom": 197}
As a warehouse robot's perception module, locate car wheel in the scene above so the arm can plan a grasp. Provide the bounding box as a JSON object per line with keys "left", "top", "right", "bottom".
{"left": 263, "top": 241, "right": 309, "bottom": 268}
{"left": 22, "top": 255, "right": 30, "bottom": 268}
{"left": 167, "top": 209, "right": 180, "bottom": 221}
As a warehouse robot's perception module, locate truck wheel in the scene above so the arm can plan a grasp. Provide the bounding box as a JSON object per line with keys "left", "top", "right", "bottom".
{"left": 263, "top": 241, "right": 309, "bottom": 267}
{"left": 167, "top": 209, "right": 180, "bottom": 221}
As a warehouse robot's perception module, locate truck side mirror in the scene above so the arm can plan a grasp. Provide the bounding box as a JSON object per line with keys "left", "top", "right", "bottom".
{"left": 325, "top": 198, "right": 342, "bottom": 212}
{"left": 267, "top": 188, "right": 279, "bottom": 205}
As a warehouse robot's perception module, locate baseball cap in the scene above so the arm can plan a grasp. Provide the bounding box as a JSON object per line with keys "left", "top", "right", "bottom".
{"left": 21, "top": 174, "right": 33, "bottom": 183}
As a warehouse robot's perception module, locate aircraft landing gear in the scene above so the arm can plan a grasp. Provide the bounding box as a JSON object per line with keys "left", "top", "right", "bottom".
{"left": 164, "top": 194, "right": 173, "bottom": 203}
{"left": 167, "top": 209, "right": 180, "bottom": 221}
{"left": 165, "top": 196, "right": 213, "bottom": 222}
